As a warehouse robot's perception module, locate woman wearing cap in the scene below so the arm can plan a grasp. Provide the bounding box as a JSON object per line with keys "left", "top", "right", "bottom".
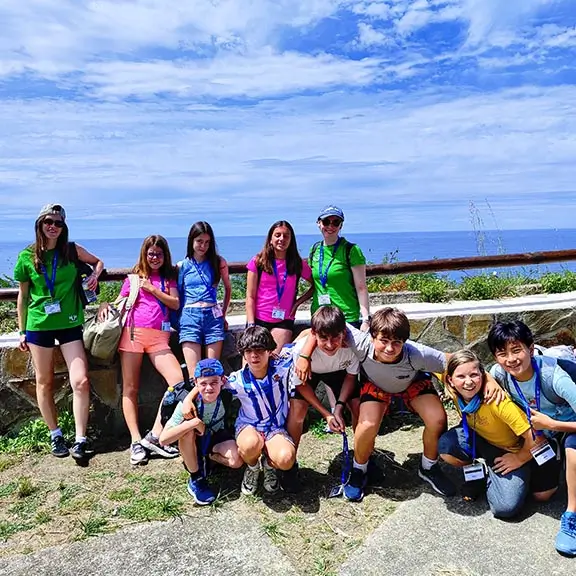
{"left": 14, "top": 204, "right": 104, "bottom": 461}
{"left": 308, "top": 206, "right": 370, "bottom": 329}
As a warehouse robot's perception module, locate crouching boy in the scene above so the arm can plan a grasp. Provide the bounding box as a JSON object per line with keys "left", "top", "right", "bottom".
{"left": 159, "top": 359, "right": 242, "bottom": 506}
{"left": 227, "top": 326, "right": 296, "bottom": 496}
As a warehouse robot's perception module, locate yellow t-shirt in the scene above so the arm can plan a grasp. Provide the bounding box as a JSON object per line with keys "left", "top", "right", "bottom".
{"left": 455, "top": 395, "right": 531, "bottom": 453}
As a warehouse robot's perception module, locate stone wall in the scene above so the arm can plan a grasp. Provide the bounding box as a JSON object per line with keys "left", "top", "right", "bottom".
{"left": 2, "top": 296, "right": 576, "bottom": 439}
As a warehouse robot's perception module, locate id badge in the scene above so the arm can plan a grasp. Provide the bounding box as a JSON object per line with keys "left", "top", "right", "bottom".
{"left": 161, "top": 321, "right": 171, "bottom": 332}
{"left": 531, "top": 442, "right": 556, "bottom": 466}
{"left": 271, "top": 307, "right": 286, "bottom": 320}
{"left": 212, "top": 304, "right": 223, "bottom": 319}
{"left": 318, "top": 294, "right": 331, "bottom": 305}
{"left": 44, "top": 301, "right": 61, "bottom": 315}
{"left": 463, "top": 461, "right": 486, "bottom": 482}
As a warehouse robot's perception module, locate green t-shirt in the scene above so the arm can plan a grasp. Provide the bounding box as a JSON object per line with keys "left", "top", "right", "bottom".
{"left": 13, "top": 246, "right": 84, "bottom": 332}
{"left": 310, "top": 237, "right": 366, "bottom": 322}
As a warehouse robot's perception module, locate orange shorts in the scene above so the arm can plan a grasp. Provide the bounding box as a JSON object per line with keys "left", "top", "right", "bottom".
{"left": 359, "top": 376, "right": 437, "bottom": 415}
{"left": 118, "top": 327, "right": 170, "bottom": 354}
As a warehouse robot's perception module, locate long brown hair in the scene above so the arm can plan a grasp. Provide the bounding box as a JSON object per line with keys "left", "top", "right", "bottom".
{"left": 255, "top": 220, "right": 302, "bottom": 276}
{"left": 185, "top": 221, "right": 221, "bottom": 284}
{"left": 32, "top": 217, "right": 70, "bottom": 272}
{"left": 132, "top": 235, "right": 177, "bottom": 280}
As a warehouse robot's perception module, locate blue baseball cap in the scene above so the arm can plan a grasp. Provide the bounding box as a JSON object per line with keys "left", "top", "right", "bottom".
{"left": 194, "top": 359, "right": 225, "bottom": 379}
{"left": 318, "top": 205, "right": 344, "bottom": 222}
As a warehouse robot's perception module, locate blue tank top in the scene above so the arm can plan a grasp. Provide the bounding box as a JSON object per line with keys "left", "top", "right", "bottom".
{"left": 182, "top": 258, "right": 218, "bottom": 305}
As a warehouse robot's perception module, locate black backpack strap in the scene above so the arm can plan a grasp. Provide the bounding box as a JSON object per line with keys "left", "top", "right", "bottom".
{"left": 69, "top": 241, "right": 79, "bottom": 263}
{"left": 309, "top": 241, "right": 321, "bottom": 262}
{"left": 344, "top": 239, "right": 356, "bottom": 268}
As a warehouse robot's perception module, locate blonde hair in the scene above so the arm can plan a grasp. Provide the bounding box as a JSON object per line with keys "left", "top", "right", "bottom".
{"left": 445, "top": 349, "right": 486, "bottom": 395}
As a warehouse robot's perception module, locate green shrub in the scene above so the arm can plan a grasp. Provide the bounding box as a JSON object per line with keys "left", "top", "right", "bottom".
{"left": 456, "top": 274, "right": 519, "bottom": 301}
{"left": 540, "top": 271, "right": 576, "bottom": 294}
{"left": 418, "top": 278, "right": 452, "bottom": 303}
{"left": 96, "top": 281, "right": 122, "bottom": 304}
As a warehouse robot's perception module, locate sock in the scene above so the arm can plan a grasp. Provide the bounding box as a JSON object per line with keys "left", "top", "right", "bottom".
{"left": 49, "top": 428, "right": 63, "bottom": 440}
{"left": 421, "top": 455, "right": 438, "bottom": 471}
{"left": 248, "top": 462, "right": 260, "bottom": 471}
{"left": 189, "top": 470, "right": 202, "bottom": 481}
{"left": 261, "top": 455, "right": 274, "bottom": 469}
{"left": 353, "top": 459, "right": 368, "bottom": 473}
{"left": 75, "top": 436, "right": 87, "bottom": 445}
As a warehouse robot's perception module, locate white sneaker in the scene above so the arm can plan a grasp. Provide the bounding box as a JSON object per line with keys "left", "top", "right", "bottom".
{"left": 130, "top": 442, "right": 148, "bottom": 465}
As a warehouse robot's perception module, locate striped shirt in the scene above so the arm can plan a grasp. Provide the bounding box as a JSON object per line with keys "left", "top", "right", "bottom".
{"left": 226, "top": 355, "right": 293, "bottom": 432}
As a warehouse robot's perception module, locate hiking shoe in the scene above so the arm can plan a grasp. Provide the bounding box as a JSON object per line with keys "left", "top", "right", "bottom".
{"left": 461, "top": 478, "right": 486, "bottom": 502}
{"left": 343, "top": 467, "right": 367, "bottom": 502}
{"left": 187, "top": 476, "right": 216, "bottom": 506}
{"left": 418, "top": 463, "right": 457, "bottom": 497}
{"left": 241, "top": 465, "right": 261, "bottom": 496}
{"left": 556, "top": 511, "right": 576, "bottom": 557}
{"left": 50, "top": 435, "right": 69, "bottom": 458}
{"left": 261, "top": 455, "right": 280, "bottom": 494}
{"left": 140, "top": 432, "right": 179, "bottom": 458}
{"left": 130, "top": 442, "right": 148, "bottom": 465}
{"left": 70, "top": 441, "right": 87, "bottom": 461}
{"left": 282, "top": 461, "right": 300, "bottom": 493}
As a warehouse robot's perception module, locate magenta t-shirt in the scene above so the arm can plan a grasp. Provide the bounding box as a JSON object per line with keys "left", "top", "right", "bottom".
{"left": 120, "top": 274, "right": 172, "bottom": 330}
{"left": 247, "top": 257, "right": 312, "bottom": 322}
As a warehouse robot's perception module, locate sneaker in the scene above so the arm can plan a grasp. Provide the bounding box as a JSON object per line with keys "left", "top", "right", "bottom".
{"left": 140, "top": 432, "right": 180, "bottom": 458}
{"left": 241, "top": 465, "right": 261, "bottom": 496}
{"left": 70, "top": 441, "right": 87, "bottom": 461}
{"left": 261, "top": 455, "right": 280, "bottom": 494}
{"left": 418, "top": 463, "right": 457, "bottom": 497}
{"left": 556, "top": 511, "right": 576, "bottom": 557}
{"left": 281, "top": 462, "right": 300, "bottom": 493}
{"left": 187, "top": 476, "right": 216, "bottom": 506}
{"left": 461, "top": 478, "right": 486, "bottom": 502}
{"left": 343, "top": 467, "right": 367, "bottom": 502}
{"left": 50, "top": 435, "right": 69, "bottom": 458}
{"left": 130, "top": 442, "right": 148, "bottom": 465}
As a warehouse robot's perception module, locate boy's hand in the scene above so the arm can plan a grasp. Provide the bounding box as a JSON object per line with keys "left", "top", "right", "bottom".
{"left": 328, "top": 410, "right": 345, "bottom": 433}
{"left": 182, "top": 396, "right": 198, "bottom": 420}
{"left": 295, "top": 355, "right": 311, "bottom": 382}
{"left": 483, "top": 376, "right": 505, "bottom": 405}
{"left": 529, "top": 408, "right": 556, "bottom": 431}
{"left": 493, "top": 453, "right": 524, "bottom": 475}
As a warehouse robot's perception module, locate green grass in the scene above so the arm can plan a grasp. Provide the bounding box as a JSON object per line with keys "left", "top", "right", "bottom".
{"left": 262, "top": 520, "right": 287, "bottom": 543}
{"left": 108, "top": 488, "right": 136, "bottom": 502}
{"left": 0, "top": 520, "right": 32, "bottom": 541}
{"left": 76, "top": 516, "right": 109, "bottom": 539}
{"left": 16, "top": 477, "right": 37, "bottom": 498}
{"left": 118, "top": 496, "right": 184, "bottom": 522}
{"left": 0, "top": 481, "right": 17, "bottom": 498}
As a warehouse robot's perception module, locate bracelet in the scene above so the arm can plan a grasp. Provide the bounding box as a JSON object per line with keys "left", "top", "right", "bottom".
{"left": 335, "top": 400, "right": 346, "bottom": 407}
{"left": 246, "top": 322, "right": 256, "bottom": 328}
{"left": 299, "top": 353, "right": 311, "bottom": 360}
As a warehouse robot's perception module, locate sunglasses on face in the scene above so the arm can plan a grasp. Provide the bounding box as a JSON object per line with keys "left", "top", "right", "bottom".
{"left": 43, "top": 218, "right": 64, "bottom": 228}
{"left": 321, "top": 218, "right": 342, "bottom": 227}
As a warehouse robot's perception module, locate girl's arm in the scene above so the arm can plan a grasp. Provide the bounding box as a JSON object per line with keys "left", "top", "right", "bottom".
{"left": 219, "top": 258, "right": 232, "bottom": 317}
{"left": 140, "top": 280, "right": 179, "bottom": 310}
{"left": 351, "top": 265, "right": 370, "bottom": 330}
{"left": 75, "top": 244, "right": 104, "bottom": 291}
{"left": 245, "top": 269, "right": 258, "bottom": 325}
{"left": 17, "top": 282, "right": 30, "bottom": 351}
{"left": 492, "top": 429, "right": 537, "bottom": 475}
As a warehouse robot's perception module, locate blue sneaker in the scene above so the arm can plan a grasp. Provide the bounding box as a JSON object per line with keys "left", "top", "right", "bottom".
{"left": 343, "top": 467, "right": 367, "bottom": 502}
{"left": 556, "top": 511, "right": 576, "bottom": 557}
{"left": 187, "top": 476, "right": 216, "bottom": 506}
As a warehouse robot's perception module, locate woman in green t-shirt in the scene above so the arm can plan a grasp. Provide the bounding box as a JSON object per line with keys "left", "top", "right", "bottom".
{"left": 309, "top": 206, "right": 370, "bottom": 329}
{"left": 14, "top": 204, "right": 104, "bottom": 462}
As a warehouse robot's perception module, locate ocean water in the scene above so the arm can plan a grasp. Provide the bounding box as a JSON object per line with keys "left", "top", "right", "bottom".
{"left": 1, "top": 228, "right": 576, "bottom": 281}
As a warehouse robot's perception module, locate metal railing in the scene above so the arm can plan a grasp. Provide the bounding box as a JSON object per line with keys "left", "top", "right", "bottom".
{"left": 2, "top": 248, "right": 576, "bottom": 302}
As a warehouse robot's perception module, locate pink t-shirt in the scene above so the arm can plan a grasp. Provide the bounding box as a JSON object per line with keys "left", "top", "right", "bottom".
{"left": 120, "top": 274, "right": 172, "bottom": 330}
{"left": 247, "top": 257, "right": 312, "bottom": 322}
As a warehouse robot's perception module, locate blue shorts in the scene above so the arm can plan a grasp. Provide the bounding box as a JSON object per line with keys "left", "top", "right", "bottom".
{"left": 26, "top": 326, "right": 83, "bottom": 348}
{"left": 179, "top": 307, "right": 224, "bottom": 345}
{"left": 235, "top": 421, "right": 294, "bottom": 444}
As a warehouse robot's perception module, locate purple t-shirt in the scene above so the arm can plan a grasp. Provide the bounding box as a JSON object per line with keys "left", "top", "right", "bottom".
{"left": 247, "top": 257, "right": 312, "bottom": 322}
{"left": 120, "top": 274, "right": 172, "bottom": 330}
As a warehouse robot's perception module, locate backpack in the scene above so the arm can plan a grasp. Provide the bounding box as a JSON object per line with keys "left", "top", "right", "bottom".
{"left": 69, "top": 242, "right": 100, "bottom": 308}
{"left": 169, "top": 261, "right": 186, "bottom": 330}
{"left": 309, "top": 239, "right": 356, "bottom": 271}
{"left": 83, "top": 274, "right": 140, "bottom": 361}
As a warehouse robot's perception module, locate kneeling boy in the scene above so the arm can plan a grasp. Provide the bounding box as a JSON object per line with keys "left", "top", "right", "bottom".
{"left": 227, "top": 326, "right": 296, "bottom": 496}
{"left": 160, "top": 359, "right": 242, "bottom": 506}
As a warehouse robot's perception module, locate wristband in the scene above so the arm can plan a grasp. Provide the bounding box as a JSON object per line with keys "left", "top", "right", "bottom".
{"left": 246, "top": 322, "right": 256, "bottom": 328}
{"left": 335, "top": 400, "right": 346, "bottom": 407}
{"left": 299, "top": 353, "right": 311, "bottom": 360}
{"left": 361, "top": 315, "right": 372, "bottom": 323}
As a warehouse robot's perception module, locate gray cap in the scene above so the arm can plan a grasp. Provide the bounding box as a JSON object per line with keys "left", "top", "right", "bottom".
{"left": 37, "top": 204, "right": 66, "bottom": 222}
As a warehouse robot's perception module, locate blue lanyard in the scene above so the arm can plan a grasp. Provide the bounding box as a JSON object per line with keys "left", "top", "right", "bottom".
{"left": 248, "top": 369, "right": 279, "bottom": 427}
{"left": 318, "top": 238, "right": 341, "bottom": 290}
{"left": 510, "top": 359, "right": 542, "bottom": 439}
{"left": 271, "top": 259, "right": 288, "bottom": 303}
{"left": 40, "top": 252, "right": 58, "bottom": 299}
{"left": 459, "top": 410, "right": 476, "bottom": 460}
{"left": 191, "top": 258, "right": 216, "bottom": 297}
{"left": 156, "top": 277, "right": 167, "bottom": 318}
{"left": 197, "top": 395, "right": 222, "bottom": 477}
{"left": 340, "top": 432, "right": 351, "bottom": 485}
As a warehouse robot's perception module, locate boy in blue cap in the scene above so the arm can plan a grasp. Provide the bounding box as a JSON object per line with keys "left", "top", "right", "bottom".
{"left": 160, "top": 358, "right": 242, "bottom": 505}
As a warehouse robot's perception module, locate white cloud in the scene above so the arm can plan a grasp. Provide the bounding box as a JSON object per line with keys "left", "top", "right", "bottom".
{"left": 357, "top": 22, "right": 389, "bottom": 46}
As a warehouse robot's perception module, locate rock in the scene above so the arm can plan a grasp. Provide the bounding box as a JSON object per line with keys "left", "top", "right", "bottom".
{"left": 90, "top": 369, "right": 121, "bottom": 408}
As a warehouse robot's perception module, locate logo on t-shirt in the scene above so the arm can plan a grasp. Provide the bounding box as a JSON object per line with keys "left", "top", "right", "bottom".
{"left": 69, "top": 314, "right": 78, "bottom": 323}
{"left": 340, "top": 360, "right": 352, "bottom": 370}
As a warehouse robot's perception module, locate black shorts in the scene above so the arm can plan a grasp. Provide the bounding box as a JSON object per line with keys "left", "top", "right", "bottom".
{"left": 195, "top": 428, "right": 235, "bottom": 454}
{"left": 529, "top": 436, "right": 562, "bottom": 493}
{"left": 26, "top": 326, "right": 83, "bottom": 348}
{"left": 292, "top": 370, "right": 360, "bottom": 401}
{"left": 255, "top": 318, "right": 295, "bottom": 332}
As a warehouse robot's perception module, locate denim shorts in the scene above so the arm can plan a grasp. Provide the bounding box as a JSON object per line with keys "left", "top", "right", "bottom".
{"left": 179, "top": 306, "right": 224, "bottom": 345}
{"left": 26, "top": 326, "right": 83, "bottom": 348}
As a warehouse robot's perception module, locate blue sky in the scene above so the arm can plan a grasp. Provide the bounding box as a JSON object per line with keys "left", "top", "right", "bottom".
{"left": 2, "top": 0, "right": 576, "bottom": 240}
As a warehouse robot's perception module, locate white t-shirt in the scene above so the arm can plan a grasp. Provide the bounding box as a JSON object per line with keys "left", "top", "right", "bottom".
{"left": 291, "top": 336, "right": 359, "bottom": 387}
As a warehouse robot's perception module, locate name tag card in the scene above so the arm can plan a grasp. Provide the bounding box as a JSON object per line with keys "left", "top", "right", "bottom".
{"left": 531, "top": 442, "right": 556, "bottom": 466}
{"left": 44, "top": 301, "right": 61, "bottom": 315}
{"left": 212, "top": 304, "right": 223, "bottom": 319}
{"left": 463, "top": 461, "right": 486, "bottom": 482}
{"left": 272, "top": 307, "right": 286, "bottom": 320}
{"left": 318, "top": 294, "right": 331, "bottom": 305}
{"left": 161, "top": 321, "right": 171, "bottom": 332}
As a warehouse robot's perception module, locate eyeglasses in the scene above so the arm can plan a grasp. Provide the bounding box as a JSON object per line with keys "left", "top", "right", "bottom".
{"left": 43, "top": 218, "right": 64, "bottom": 228}
{"left": 147, "top": 252, "right": 164, "bottom": 259}
{"left": 321, "top": 218, "right": 342, "bottom": 227}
